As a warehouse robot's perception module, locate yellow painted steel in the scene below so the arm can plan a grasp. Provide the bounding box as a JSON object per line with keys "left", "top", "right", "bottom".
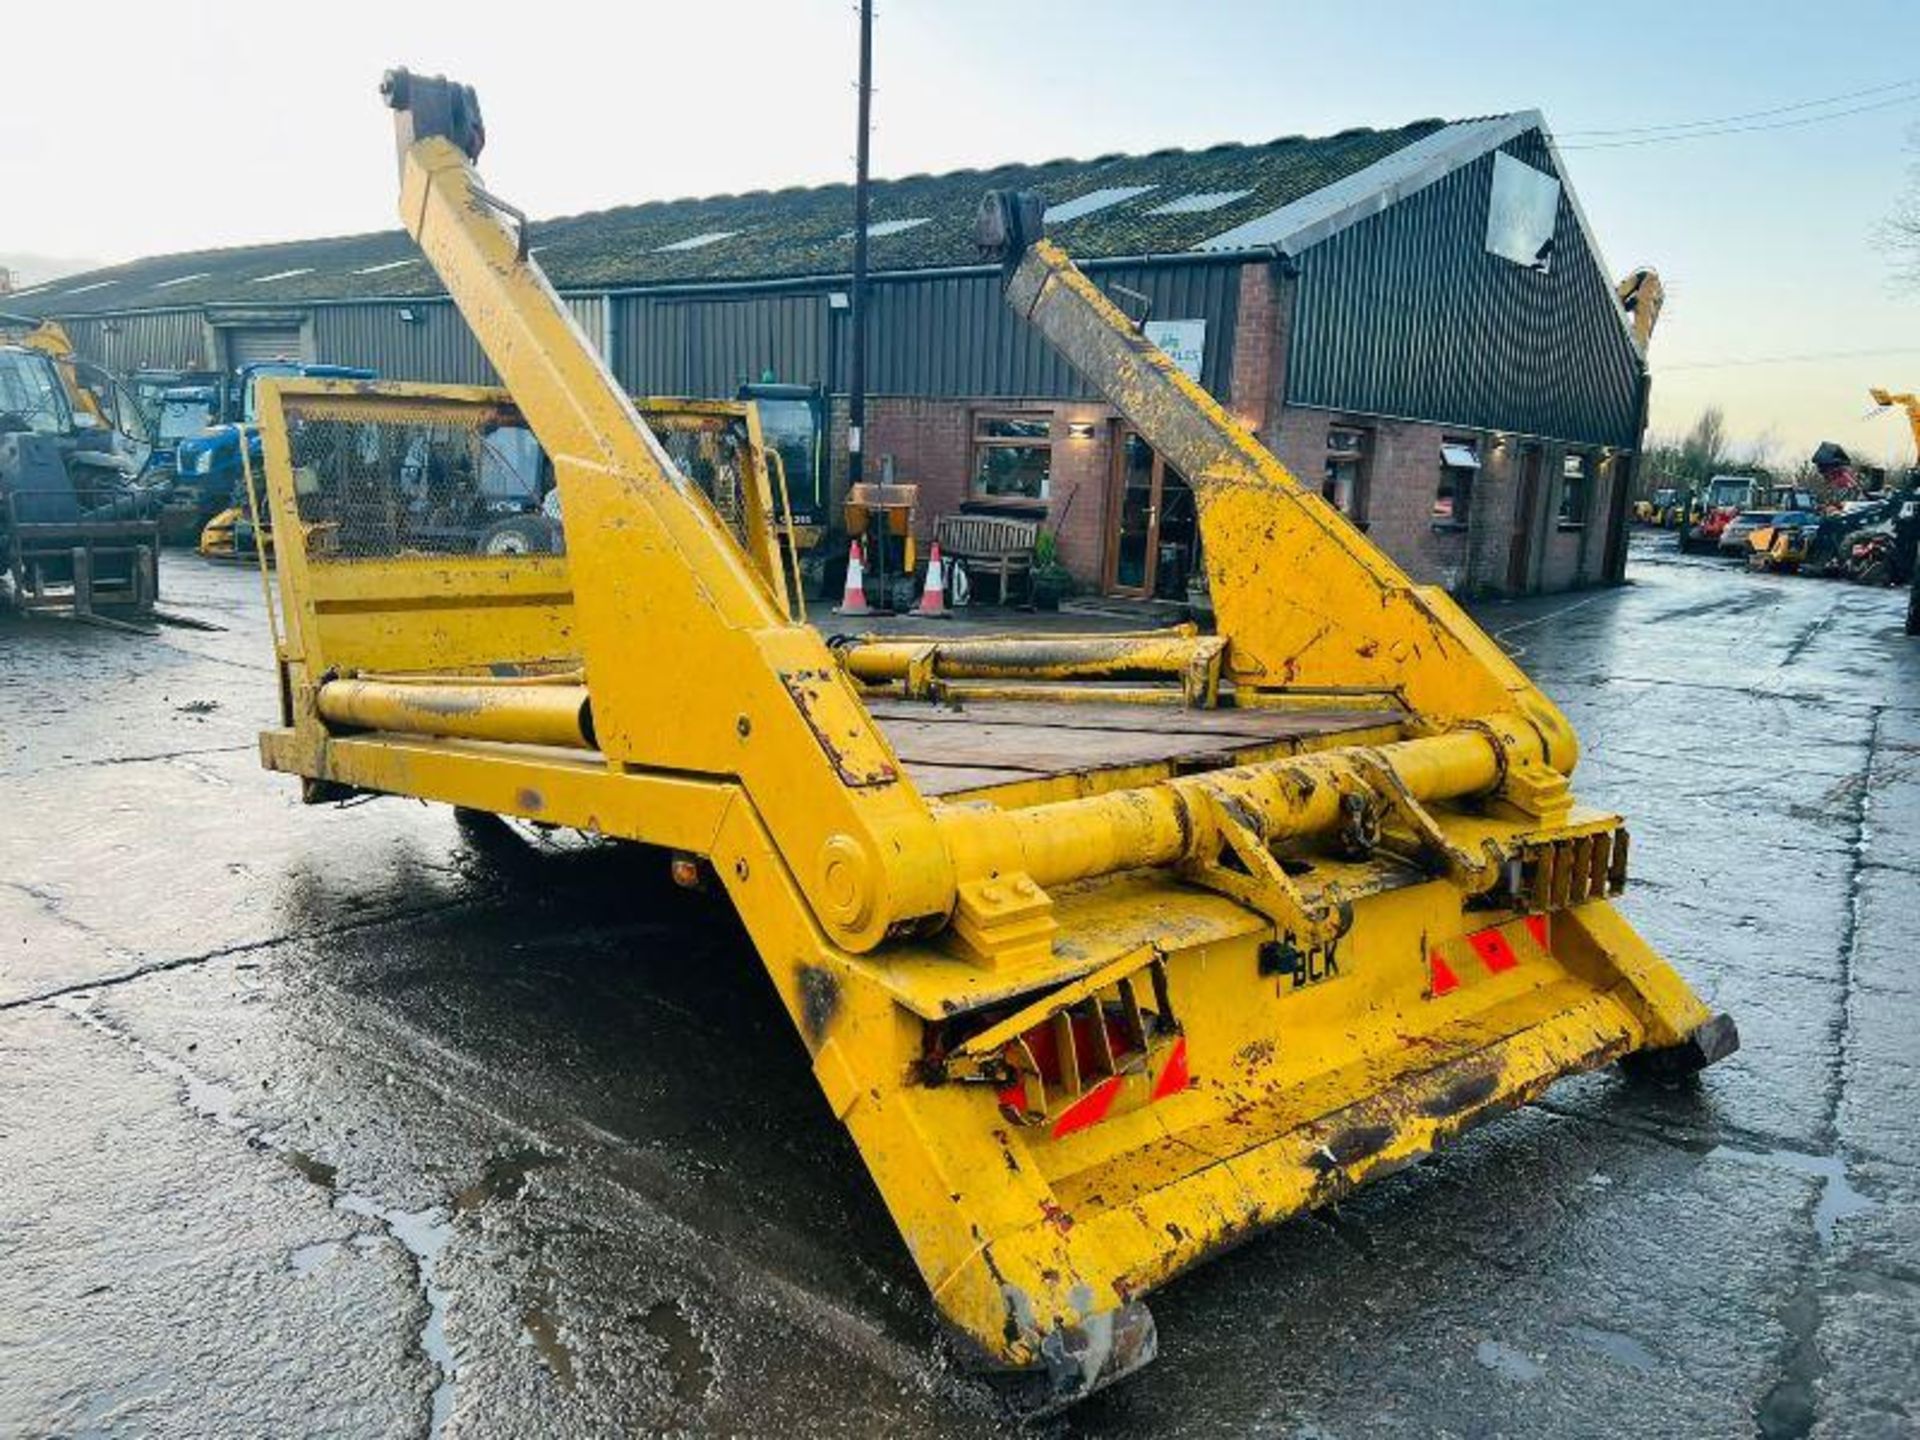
{"left": 1, "top": 318, "right": 112, "bottom": 430}
{"left": 1870, "top": 387, "right": 1920, "bottom": 460}
{"left": 316, "top": 678, "right": 593, "bottom": 749}
{"left": 837, "top": 630, "right": 1227, "bottom": 704}
{"left": 245, "top": 70, "right": 1734, "bottom": 1407}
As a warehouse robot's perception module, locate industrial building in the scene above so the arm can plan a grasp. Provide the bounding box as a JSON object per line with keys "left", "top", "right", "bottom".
{"left": 4, "top": 109, "right": 1646, "bottom": 597}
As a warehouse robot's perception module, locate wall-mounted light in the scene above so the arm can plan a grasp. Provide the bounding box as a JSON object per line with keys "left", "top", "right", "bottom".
{"left": 827, "top": 291, "right": 851, "bottom": 311}
{"left": 397, "top": 306, "right": 421, "bottom": 324}
{"left": 1067, "top": 420, "right": 1096, "bottom": 441}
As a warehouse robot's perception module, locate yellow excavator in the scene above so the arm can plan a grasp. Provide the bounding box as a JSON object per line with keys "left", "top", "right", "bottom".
{"left": 246, "top": 70, "right": 1735, "bottom": 1407}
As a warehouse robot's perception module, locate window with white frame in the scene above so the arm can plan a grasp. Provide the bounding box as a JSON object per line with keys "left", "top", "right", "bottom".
{"left": 1435, "top": 439, "right": 1480, "bottom": 526}
{"left": 1323, "top": 426, "right": 1370, "bottom": 524}
{"left": 971, "top": 412, "right": 1052, "bottom": 501}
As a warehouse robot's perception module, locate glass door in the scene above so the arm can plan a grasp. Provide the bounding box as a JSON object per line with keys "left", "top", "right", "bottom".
{"left": 1106, "top": 429, "right": 1160, "bottom": 596}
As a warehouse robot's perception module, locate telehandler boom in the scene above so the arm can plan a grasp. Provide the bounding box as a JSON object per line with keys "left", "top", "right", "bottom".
{"left": 249, "top": 70, "right": 1735, "bottom": 1405}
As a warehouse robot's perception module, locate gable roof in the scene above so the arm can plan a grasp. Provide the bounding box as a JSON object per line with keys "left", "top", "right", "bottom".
{"left": 5, "top": 112, "right": 1602, "bottom": 322}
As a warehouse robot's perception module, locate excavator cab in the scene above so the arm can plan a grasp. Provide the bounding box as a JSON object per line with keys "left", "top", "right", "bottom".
{"left": 247, "top": 70, "right": 1736, "bottom": 1407}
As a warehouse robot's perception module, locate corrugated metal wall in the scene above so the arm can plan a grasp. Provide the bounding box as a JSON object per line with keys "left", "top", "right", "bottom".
{"left": 58, "top": 311, "right": 208, "bottom": 373}
{"left": 613, "top": 292, "right": 828, "bottom": 397}
{"left": 607, "top": 263, "right": 1240, "bottom": 401}
{"left": 311, "top": 302, "right": 496, "bottom": 384}
{"left": 56, "top": 262, "right": 1240, "bottom": 403}
{"left": 862, "top": 263, "right": 1239, "bottom": 400}
{"left": 1285, "top": 130, "right": 1643, "bottom": 449}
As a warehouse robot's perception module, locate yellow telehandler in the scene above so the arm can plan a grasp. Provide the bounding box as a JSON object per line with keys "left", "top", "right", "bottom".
{"left": 246, "top": 70, "right": 1735, "bottom": 1406}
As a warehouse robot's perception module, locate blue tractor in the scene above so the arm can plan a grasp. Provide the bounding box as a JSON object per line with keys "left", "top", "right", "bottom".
{"left": 175, "top": 360, "right": 376, "bottom": 556}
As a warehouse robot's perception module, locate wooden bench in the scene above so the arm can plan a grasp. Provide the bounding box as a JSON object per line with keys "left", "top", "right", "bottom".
{"left": 933, "top": 512, "right": 1038, "bottom": 604}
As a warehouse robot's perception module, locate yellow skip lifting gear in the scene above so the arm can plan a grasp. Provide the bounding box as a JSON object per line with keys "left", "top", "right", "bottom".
{"left": 249, "top": 69, "right": 1737, "bottom": 1407}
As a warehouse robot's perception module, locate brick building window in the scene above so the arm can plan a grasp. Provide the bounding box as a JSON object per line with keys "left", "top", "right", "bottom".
{"left": 971, "top": 413, "right": 1052, "bottom": 501}
{"left": 1323, "top": 426, "right": 1369, "bottom": 525}
{"left": 1435, "top": 440, "right": 1480, "bottom": 527}
{"left": 1559, "top": 451, "right": 1591, "bottom": 528}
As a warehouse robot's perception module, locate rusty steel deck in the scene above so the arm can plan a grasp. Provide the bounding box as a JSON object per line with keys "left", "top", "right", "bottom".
{"left": 863, "top": 698, "right": 1402, "bottom": 796}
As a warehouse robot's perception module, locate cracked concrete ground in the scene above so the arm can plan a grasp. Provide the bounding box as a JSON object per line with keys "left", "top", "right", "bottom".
{"left": 1, "top": 534, "right": 1916, "bottom": 1437}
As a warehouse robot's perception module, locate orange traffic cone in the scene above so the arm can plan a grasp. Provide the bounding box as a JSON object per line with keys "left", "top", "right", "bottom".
{"left": 834, "top": 539, "right": 873, "bottom": 616}
{"left": 916, "top": 541, "right": 951, "bottom": 619}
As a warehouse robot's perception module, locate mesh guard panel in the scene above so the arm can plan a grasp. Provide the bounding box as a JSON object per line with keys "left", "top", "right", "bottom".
{"left": 281, "top": 397, "right": 759, "bottom": 564}
{"left": 285, "top": 400, "right": 556, "bottom": 563}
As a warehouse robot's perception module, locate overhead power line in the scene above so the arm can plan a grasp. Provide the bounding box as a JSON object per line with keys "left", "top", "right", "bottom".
{"left": 1555, "top": 89, "right": 1920, "bottom": 150}
{"left": 1556, "top": 76, "right": 1919, "bottom": 138}
{"left": 1658, "top": 345, "right": 1920, "bottom": 373}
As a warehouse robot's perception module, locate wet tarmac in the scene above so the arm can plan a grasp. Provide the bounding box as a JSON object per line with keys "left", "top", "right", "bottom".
{"left": 2, "top": 534, "right": 1917, "bottom": 1437}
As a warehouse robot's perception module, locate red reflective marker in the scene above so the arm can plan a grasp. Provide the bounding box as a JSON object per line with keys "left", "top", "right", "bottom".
{"left": 1152, "top": 1037, "right": 1191, "bottom": 1101}
{"left": 1468, "top": 928, "right": 1519, "bottom": 974}
{"left": 1430, "top": 951, "right": 1461, "bottom": 997}
{"left": 1051, "top": 1075, "right": 1123, "bottom": 1138}
{"left": 1524, "top": 913, "right": 1550, "bottom": 951}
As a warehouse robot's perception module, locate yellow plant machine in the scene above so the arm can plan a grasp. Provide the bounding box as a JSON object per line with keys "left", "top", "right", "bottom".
{"left": 249, "top": 70, "right": 1736, "bottom": 1404}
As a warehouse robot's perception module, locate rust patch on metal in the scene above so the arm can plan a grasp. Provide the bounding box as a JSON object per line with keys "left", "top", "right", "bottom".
{"left": 1419, "top": 1068, "right": 1500, "bottom": 1118}
{"left": 515, "top": 787, "right": 544, "bottom": 813}
{"left": 1310, "top": 1123, "right": 1396, "bottom": 1172}
{"left": 1236, "top": 1037, "right": 1277, "bottom": 1069}
{"left": 1040, "top": 1199, "right": 1075, "bottom": 1235}
{"left": 779, "top": 668, "right": 898, "bottom": 788}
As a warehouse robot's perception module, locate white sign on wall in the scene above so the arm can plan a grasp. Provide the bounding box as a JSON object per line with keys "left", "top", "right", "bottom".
{"left": 1143, "top": 319, "right": 1206, "bottom": 381}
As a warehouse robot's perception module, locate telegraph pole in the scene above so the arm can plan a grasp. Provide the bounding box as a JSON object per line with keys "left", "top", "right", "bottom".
{"left": 848, "top": 0, "right": 873, "bottom": 491}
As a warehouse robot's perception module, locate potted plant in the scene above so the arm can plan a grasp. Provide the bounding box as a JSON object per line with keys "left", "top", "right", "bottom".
{"left": 1030, "top": 530, "right": 1075, "bottom": 610}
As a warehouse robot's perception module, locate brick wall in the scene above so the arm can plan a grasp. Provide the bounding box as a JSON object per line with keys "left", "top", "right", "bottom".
{"left": 809, "top": 254, "right": 1632, "bottom": 598}
{"left": 848, "top": 396, "right": 1120, "bottom": 582}
{"left": 1228, "top": 262, "right": 1278, "bottom": 432}
{"left": 1245, "top": 269, "right": 1629, "bottom": 596}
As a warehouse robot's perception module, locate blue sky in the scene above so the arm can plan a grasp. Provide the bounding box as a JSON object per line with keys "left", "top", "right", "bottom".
{"left": 5, "top": 0, "right": 1917, "bottom": 460}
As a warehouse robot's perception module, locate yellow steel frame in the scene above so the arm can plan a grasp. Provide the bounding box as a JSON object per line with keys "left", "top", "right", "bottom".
{"left": 245, "top": 71, "right": 1733, "bottom": 1406}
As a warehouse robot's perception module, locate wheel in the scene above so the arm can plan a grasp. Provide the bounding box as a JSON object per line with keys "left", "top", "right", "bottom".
{"left": 477, "top": 514, "right": 563, "bottom": 556}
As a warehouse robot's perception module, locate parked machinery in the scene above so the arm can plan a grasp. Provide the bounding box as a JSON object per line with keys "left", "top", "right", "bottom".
{"left": 180, "top": 361, "right": 377, "bottom": 558}
{"left": 0, "top": 342, "right": 165, "bottom": 616}
{"left": 247, "top": 70, "right": 1736, "bottom": 1406}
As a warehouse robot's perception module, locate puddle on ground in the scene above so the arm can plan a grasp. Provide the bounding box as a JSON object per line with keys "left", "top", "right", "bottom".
{"left": 49, "top": 992, "right": 461, "bottom": 1439}
{"left": 1709, "top": 1143, "right": 1874, "bottom": 1245}
{"left": 640, "top": 1297, "right": 714, "bottom": 1407}
{"left": 53, "top": 994, "right": 249, "bottom": 1129}
{"left": 339, "top": 1196, "right": 457, "bottom": 1437}
{"left": 289, "top": 1240, "right": 344, "bottom": 1277}
{"left": 454, "top": 1147, "right": 559, "bottom": 1213}
{"left": 1566, "top": 1323, "right": 1657, "bottom": 1374}
{"left": 521, "top": 1297, "right": 577, "bottom": 1390}
{"left": 281, "top": 1149, "right": 338, "bottom": 1190}
{"left": 1474, "top": 1338, "right": 1544, "bottom": 1382}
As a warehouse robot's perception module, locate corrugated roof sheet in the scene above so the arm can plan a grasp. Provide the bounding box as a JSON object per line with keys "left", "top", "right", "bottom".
{"left": 11, "top": 115, "right": 1470, "bottom": 316}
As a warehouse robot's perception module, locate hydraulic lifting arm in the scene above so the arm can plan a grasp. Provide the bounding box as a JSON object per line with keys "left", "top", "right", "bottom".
{"left": 974, "top": 192, "right": 1580, "bottom": 781}
{"left": 375, "top": 68, "right": 953, "bottom": 952}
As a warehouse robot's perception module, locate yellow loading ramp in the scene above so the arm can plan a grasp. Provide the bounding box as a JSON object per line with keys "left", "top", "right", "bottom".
{"left": 246, "top": 68, "right": 1735, "bottom": 1409}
